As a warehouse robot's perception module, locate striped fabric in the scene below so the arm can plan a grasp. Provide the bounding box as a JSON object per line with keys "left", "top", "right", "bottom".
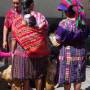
{"left": 11, "top": 11, "right": 49, "bottom": 80}
{"left": 56, "top": 17, "right": 86, "bottom": 84}
{"left": 58, "top": 46, "right": 86, "bottom": 84}
{"left": 12, "top": 11, "right": 50, "bottom": 56}
{"left": 12, "top": 43, "right": 48, "bottom": 80}
{"left": 60, "top": 0, "right": 86, "bottom": 27}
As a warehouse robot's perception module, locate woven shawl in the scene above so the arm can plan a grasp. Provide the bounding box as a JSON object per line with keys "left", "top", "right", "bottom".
{"left": 12, "top": 15, "right": 50, "bottom": 56}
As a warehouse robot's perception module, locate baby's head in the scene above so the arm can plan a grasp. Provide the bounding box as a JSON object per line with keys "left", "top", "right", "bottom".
{"left": 24, "top": 14, "right": 36, "bottom": 27}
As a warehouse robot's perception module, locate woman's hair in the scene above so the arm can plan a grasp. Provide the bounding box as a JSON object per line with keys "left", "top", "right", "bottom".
{"left": 65, "top": 5, "right": 76, "bottom": 18}
{"left": 22, "top": 0, "right": 34, "bottom": 8}
{"left": 21, "top": 0, "right": 34, "bottom": 14}
{"left": 26, "top": 0, "right": 34, "bottom": 8}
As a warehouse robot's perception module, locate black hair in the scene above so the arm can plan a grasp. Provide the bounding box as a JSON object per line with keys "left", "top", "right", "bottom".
{"left": 22, "top": 0, "right": 34, "bottom": 8}
{"left": 65, "top": 5, "right": 76, "bottom": 17}
{"left": 21, "top": 0, "right": 34, "bottom": 14}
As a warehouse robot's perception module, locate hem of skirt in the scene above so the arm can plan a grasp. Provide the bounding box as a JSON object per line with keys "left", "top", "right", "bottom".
{"left": 46, "top": 80, "right": 57, "bottom": 85}
{"left": 57, "top": 79, "right": 86, "bottom": 85}
{"left": 12, "top": 77, "right": 29, "bottom": 81}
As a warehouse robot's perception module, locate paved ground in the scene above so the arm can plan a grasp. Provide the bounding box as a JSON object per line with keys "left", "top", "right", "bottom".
{"left": 0, "top": 66, "right": 90, "bottom": 90}
{"left": 81, "top": 66, "right": 90, "bottom": 90}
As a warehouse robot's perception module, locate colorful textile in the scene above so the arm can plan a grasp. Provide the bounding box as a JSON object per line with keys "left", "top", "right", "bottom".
{"left": 58, "top": 46, "right": 86, "bottom": 84}
{"left": 30, "top": 11, "right": 48, "bottom": 29}
{"left": 4, "top": 8, "right": 21, "bottom": 29}
{"left": 0, "top": 51, "right": 11, "bottom": 57}
{"left": 55, "top": 23, "right": 88, "bottom": 44}
{"left": 12, "top": 11, "right": 50, "bottom": 57}
{"left": 3, "top": 8, "right": 21, "bottom": 65}
{"left": 55, "top": 18, "right": 86, "bottom": 84}
{"left": 56, "top": 18, "right": 84, "bottom": 43}
{"left": 60, "top": 0, "right": 86, "bottom": 27}
{"left": 61, "top": 0, "right": 82, "bottom": 7}
{"left": 11, "top": 10, "right": 50, "bottom": 80}
{"left": 12, "top": 43, "right": 48, "bottom": 80}
{"left": 12, "top": 43, "right": 30, "bottom": 80}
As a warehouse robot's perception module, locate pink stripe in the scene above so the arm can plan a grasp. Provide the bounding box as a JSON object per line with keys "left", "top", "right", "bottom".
{"left": 0, "top": 51, "right": 11, "bottom": 57}
{"left": 14, "top": 51, "right": 28, "bottom": 57}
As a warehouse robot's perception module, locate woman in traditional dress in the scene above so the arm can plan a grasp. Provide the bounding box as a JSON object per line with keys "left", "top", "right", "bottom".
{"left": 55, "top": 2, "right": 88, "bottom": 90}
{"left": 11, "top": 0, "right": 50, "bottom": 90}
{"left": 3, "top": 0, "right": 22, "bottom": 65}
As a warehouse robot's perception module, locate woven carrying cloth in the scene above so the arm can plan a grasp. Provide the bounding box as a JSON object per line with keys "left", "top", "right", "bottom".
{"left": 12, "top": 15, "right": 50, "bottom": 56}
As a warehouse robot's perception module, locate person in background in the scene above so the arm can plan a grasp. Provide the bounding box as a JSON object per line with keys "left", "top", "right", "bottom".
{"left": 3, "top": 0, "right": 21, "bottom": 65}
{"left": 2, "top": 0, "right": 21, "bottom": 89}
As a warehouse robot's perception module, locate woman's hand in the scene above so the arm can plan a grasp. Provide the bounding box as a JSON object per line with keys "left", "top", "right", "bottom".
{"left": 38, "top": 22, "right": 45, "bottom": 29}
{"left": 3, "top": 41, "right": 7, "bottom": 49}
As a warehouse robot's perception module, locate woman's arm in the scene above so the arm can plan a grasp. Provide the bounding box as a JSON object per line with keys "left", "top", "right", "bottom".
{"left": 3, "top": 26, "right": 8, "bottom": 49}
{"left": 11, "top": 39, "right": 16, "bottom": 53}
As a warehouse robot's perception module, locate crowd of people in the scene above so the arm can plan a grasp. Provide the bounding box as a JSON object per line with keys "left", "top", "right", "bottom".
{"left": 0, "top": 0, "right": 89, "bottom": 90}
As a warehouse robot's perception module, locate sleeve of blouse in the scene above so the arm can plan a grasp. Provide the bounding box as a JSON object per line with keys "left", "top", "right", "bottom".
{"left": 4, "top": 11, "right": 10, "bottom": 29}
{"left": 55, "top": 26, "right": 88, "bottom": 44}
{"left": 55, "top": 25, "right": 77, "bottom": 44}
{"left": 72, "top": 26, "right": 89, "bottom": 41}
{"left": 55, "top": 20, "right": 89, "bottom": 44}
{"left": 37, "top": 12, "right": 48, "bottom": 29}
{"left": 55, "top": 26, "right": 69, "bottom": 43}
